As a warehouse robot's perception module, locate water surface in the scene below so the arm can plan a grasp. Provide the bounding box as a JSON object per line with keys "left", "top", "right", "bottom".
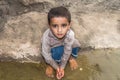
{"left": 0, "top": 48, "right": 120, "bottom": 80}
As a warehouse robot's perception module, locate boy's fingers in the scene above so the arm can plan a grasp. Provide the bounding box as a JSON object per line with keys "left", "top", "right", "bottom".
{"left": 56, "top": 68, "right": 64, "bottom": 79}
{"left": 61, "top": 72, "right": 64, "bottom": 78}
{"left": 56, "top": 74, "right": 61, "bottom": 80}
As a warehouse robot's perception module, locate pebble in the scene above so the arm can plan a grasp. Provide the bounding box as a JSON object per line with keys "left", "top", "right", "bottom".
{"left": 79, "top": 68, "right": 83, "bottom": 71}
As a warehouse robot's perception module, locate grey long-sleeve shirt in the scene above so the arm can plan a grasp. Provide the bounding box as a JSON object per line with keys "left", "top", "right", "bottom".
{"left": 41, "top": 29, "right": 80, "bottom": 69}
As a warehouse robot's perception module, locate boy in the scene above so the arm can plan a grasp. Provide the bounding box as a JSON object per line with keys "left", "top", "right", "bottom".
{"left": 41, "top": 6, "right": 80, "bottom": 79}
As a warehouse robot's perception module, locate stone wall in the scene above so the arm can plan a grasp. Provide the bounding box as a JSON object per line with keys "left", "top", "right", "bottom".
{"left": 0, "top": 0, "right": 120, "bottom": 62}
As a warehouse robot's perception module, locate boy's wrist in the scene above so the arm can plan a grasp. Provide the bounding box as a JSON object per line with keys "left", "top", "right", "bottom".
{"left": 60, "top": 65, "right": 65, "bottom": 70}
{"left": 56, "top": 67, "right": 64, "bottom": 71}
{"left": 60, "top": 67, "right": 64, "bottom": 70}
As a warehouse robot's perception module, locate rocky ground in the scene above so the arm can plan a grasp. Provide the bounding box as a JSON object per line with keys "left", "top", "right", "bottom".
{"left": 0, "top": 0, "right": 120, "bottom": 61}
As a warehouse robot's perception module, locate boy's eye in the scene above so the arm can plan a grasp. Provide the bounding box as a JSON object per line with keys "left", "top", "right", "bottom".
{"left": 62, "top": 24, "right": 67, "bottom": 27}
{"left": 52, "top": 24, "right": 57, "bottom": 28}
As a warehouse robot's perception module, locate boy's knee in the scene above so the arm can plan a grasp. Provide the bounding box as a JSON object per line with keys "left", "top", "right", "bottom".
{"left": 72, "top": 47, "right": 80, "bottom": 58}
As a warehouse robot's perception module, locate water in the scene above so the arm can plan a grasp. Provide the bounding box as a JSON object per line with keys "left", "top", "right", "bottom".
{"left": 0, "top": 48, "right": 120, "bottom": 80}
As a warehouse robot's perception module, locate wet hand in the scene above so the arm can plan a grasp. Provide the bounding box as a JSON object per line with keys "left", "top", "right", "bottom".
{"left": 56, "top": 68, "right": 64, "bottom": 80}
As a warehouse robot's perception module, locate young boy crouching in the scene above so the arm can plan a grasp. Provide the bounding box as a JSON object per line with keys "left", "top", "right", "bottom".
{"left": 41, "top": 6, "right": 81, "bottom": 79}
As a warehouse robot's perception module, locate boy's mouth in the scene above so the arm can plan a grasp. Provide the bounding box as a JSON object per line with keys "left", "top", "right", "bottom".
{"left": 57, "top": 34, "right": 63, "bottom": 36}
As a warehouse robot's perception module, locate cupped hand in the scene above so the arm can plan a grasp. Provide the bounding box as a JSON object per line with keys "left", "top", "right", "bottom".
{"left": 56, "top": 68, "right": 64, "bottom": 80}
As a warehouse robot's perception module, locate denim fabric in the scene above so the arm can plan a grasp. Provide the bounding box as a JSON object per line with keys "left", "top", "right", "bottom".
{"left": 51, "top": 46, "right": 80, "bottom": 62}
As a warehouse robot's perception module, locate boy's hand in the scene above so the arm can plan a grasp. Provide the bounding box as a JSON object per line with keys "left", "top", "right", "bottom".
{"left": 56, "top": 68, "right": 64, "bottom": 79}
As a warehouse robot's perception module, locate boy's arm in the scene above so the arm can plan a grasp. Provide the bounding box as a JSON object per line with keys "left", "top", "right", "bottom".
{"left": 41, "top": 36, "right": 59, "bottom": 70}
{"left": 60, "top": 30, "right": 75, "bottom": 69}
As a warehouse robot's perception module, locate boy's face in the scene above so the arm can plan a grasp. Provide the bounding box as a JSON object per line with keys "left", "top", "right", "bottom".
{"left": 49, "top": 17, "right": 71, "bottom": 39}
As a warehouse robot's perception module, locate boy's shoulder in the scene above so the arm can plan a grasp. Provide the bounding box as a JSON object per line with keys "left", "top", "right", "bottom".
{"left": 43, "top": 28, "right": 50, "bottom": 34}
{"left": 66, "top": 29, "right": 75, "bottom": 38}
{"left": 64, "top": 29, "right": 75, "bottom": 42}
{"left": 42, "top": 29, "right": 50, "bottom": 37}
{"left": 41, "top": 29, "right": 50, "bottom": 41}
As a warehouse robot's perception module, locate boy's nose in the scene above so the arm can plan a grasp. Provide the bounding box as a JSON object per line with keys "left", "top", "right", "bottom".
{"left": 58, "top": 27, "right": 62, "bottom": 32}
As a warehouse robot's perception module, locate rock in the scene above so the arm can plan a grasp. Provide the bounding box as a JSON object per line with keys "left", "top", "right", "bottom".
{"left": 55, "top": 0, "right": 120, "bottom": 13}
{"left": 0, "top": 0, "right": 120, "bottom": 62}
{"left": 72, "top": 12, "right": 120, "bottom": 48}
{"left": 19, "top": 0, "right": 55, "bottom": 6}
{"left": 0, "top": 0, "right": 9, "bottom": 32}
{"left": 0, "top": 12, "right": 47, "bottom": 62}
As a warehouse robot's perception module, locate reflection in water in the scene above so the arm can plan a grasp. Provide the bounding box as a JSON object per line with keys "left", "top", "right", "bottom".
{"left": 0, "top": 48, "right": 120, "bottom": 80}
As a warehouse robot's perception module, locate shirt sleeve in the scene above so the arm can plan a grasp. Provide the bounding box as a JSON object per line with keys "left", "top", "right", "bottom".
{"left": 60, "top": 30, "right": 75, "bottom": 69}
{"left": 41, "top": 34, "right": 59, "bottom": 70}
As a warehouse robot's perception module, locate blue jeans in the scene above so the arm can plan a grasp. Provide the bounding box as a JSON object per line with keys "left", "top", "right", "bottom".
{"left": 51, "top": 45, "right": 80, "bottom": 62}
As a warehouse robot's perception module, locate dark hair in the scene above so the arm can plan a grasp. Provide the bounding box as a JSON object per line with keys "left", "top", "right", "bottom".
{"left": 48, "top": 6, "right": 71, "bottom": 25}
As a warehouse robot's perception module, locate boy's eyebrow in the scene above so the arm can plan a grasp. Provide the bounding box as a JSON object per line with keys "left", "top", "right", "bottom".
{"left": 51, "top": 24, "right": 58, "bottom": 26}
{"left": 51, "top": 23, "right": 57, "bottom": 25}
{"left": 62, "top": 23, "right": 69, "bottom": 25}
